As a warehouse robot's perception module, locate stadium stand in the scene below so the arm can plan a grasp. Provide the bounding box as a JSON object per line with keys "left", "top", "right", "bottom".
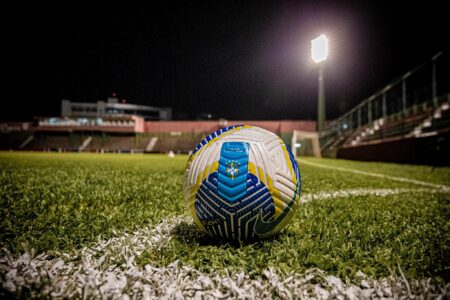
{"left": 322, "top": 51, "right": 450, "bottom": 165}
{"left": 344, "top": 107, "right": 435, "bottom": 146}
{"left": 21, "top": 133, "right": 85, "bottom": 152}
{"left": 151, "top": 132, "right": 204, "bottom": 153}
{"left": 2, "top": 51, "right": 446, "bottom": 164}
{"left": 0, "top": 132, "right": 33, "bottom": 151}
{"left": 0, "top": 119, "right": 316, "bottom": 154}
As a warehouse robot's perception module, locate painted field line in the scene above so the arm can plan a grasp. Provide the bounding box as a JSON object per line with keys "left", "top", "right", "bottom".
{"left": 1, "top": 188, "right": 449, "bottom": 299}
{"left": 300, "top": 159, "right": 450, "bottom": 191}
{"left": 0, "top": 216, "right": 190, "bottom": 299}
{"left": 300, "top": 188, "right": 446, "bottom": 204}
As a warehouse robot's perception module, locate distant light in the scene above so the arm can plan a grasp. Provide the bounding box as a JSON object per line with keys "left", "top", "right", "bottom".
{"left": 342, "top": 123, "right": 348, "bottom": 130}
{"left": 295, "top": 143, "right": 302, "bottom": 148}
{"left": 311, "top": 34, "right": 329, "bottom": 63}
{"left": 442, "top": 103, "right": 449, "bottom": 111}
{"left": 78, "top": 118, "right": 88, "bottom": 125}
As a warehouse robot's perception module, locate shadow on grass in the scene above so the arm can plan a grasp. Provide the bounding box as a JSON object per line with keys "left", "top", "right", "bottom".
{"left": 171, "top": 221, "right": 282, "bottom": 248}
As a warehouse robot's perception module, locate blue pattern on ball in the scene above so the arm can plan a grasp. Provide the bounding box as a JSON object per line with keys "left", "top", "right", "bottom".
{"left": 195, "top": 172, "right": 275, "bottom": 240}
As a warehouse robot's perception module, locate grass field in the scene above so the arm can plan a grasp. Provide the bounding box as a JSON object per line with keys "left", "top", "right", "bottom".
{"left": 1, "top": 152, "right": 449, "bottom": 298}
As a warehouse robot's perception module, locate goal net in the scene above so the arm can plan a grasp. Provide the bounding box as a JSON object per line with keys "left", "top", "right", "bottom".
{"left": 291, "top": 130, "right": 321, "bottom": 158}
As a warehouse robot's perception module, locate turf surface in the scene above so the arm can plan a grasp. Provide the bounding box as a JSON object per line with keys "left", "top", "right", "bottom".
{"left": 150, "top": 191, "right": 449, "bottom": 281}
{"left": 0, "top": 152, "right": 449, "bottom": 287}
{"left": 0, "top": 153, "right": 185, "bottom": 254}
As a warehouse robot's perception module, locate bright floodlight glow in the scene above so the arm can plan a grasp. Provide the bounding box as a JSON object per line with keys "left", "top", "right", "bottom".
{"left": 311, "top": 34, "right": 329, "bottom": 63}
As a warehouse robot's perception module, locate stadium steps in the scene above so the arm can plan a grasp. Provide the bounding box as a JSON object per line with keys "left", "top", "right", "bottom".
{"left": 344, "top": 109, "right": 434, "bottom": 147}
{"left": 23, "top": 135, "right": 79, "bottom": 151}
{"left": 19, "top": 136, "right": 34, "bottom": 149}
{"left": 145, "top": 137, "right": 158, "bottom": 152}
{"left": 102, "top": 136, "right": 135, "bottom": 152}
{"left": 154, "top": 137, "right": 179, "bottom": 153}
{"left": 78, "top": 136, "right": 92, "bottom": 151}
{"left": 84, "top": 135, "right": 108, "bottom": 151}
{"left": 337, "top": 98, "right": 450, "bottom": 151}
{"left": 0, "top": 132, "right": 33, "bottom": 150}
{"left": 411, "top": 101, "right": 450, "bottom": 136}
{"left": 148, "top": 132, "right": 204, "bottom": 153}
{"left": 133, "top": 135, "right": 153, "bottom": 152}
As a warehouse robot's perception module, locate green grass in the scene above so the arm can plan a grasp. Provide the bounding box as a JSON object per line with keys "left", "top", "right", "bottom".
{"left": 302, "top": 157, "right": 450, "bottom": 186}
{"left": 0, "top": 152, "right": 186, "bottom": 254}
{"left": 298, "top": 162, "right": 416, "bottom": 194}
{"left": 145, "top": 192, "right": 449, "bottom": 281}
{"left": 1, "top": 151, "right": 449, "bottom": 283}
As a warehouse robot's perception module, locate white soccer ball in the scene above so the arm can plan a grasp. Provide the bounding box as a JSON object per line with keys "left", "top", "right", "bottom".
{"left": 184, "top": 125, "right": 301, "bottom": 240}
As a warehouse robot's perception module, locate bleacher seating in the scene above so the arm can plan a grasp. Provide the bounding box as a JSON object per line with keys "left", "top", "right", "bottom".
{"left": 0, "top": 132, "right": 206, "bottom": 153}
{"left": 0, "top": 132, "right": 32, "bottom": 150}
{"left": 151, "top": 132, "right": 204, "bottom": 153}
{"left": 84, "top": 135, "right": 148, "bottom": 152}
{"left": 340, "top": 102, "right": 449, "bottom": 147}
{"left": 421, "top": 104, "right": 450, "bottom": 134}
{"left": 23, "top": 135, "right": 78, "bottom": 151}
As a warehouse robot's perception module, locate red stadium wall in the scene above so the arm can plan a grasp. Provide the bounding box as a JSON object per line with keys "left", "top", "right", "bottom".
{"left": 144, "top": 121, "right": 218, "bottom": 133}
{"left": 132, "top": 116, "right": 145, "bottom": 133}
{"left": 144, "top": 120, "right": 316, "bottom": 134}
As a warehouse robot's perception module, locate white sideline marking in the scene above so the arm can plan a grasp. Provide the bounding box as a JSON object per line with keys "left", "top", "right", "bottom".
{"left": 300, "top": 188, "right": 447, "bottom": 204}
{"left": 1, "top": 188, "right": 449, "bottom": 299}
{"left": 300, "top": 159, "right": 450, "bottom": 191}
{"left": 1, "top": 216, "right": 189, "bottom": 298}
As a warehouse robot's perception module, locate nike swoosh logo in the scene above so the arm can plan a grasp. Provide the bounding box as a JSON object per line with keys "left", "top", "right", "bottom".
{"left": 254, "top": 180, "right": 300, "bottom": 236}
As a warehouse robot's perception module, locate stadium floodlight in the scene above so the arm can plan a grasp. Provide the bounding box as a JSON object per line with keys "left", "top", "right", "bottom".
{"left": 311, "top": 34, "right": 328, "bottom": 63}
{"left": 311, "top": 34, "right": 328, "bottom": 135}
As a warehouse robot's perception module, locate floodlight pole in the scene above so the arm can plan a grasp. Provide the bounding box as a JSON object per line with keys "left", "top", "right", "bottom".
{"left": 311, "top": 34, "right": 328, "bottom": 135}
{"left": 317, "top": 62, "right": 326, "bottom": 134}
{"left": 432, "top": 52, "right": 442, "bottom": 108}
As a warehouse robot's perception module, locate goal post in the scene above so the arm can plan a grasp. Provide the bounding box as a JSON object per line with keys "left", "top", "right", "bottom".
{"left": 291, "top": 130, "right": 321, "bottom": 158}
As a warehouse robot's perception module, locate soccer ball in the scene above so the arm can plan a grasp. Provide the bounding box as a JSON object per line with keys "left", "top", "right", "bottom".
{"left": 184, "top": 125, "right": 301, "bottom": 240}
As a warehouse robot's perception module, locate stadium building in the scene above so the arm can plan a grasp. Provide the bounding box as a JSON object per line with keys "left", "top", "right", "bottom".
{"left": 0, "top": 96, "right": 317, "bottom": 155}
{"left": 0, "top": 52, "right": 449, "bottom": 164}
{"left": 61, "top": 97, "right": 172, "bottom": 120}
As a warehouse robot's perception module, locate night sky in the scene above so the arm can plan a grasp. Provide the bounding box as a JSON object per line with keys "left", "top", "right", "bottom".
{"left": 4, "top": 1, "right": 449, "bottom": 121}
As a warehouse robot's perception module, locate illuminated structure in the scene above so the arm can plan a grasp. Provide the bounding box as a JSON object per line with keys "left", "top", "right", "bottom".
{"left": 311, "top": 34, "right": 329, "bottom": 135}
{"left": 61, "top": 97, "right": 171, "bottom": 120}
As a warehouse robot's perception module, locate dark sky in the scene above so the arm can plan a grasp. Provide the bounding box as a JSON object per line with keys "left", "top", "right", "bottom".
{"left": 3, "top": 1, "right": 449, "bottom": 121}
